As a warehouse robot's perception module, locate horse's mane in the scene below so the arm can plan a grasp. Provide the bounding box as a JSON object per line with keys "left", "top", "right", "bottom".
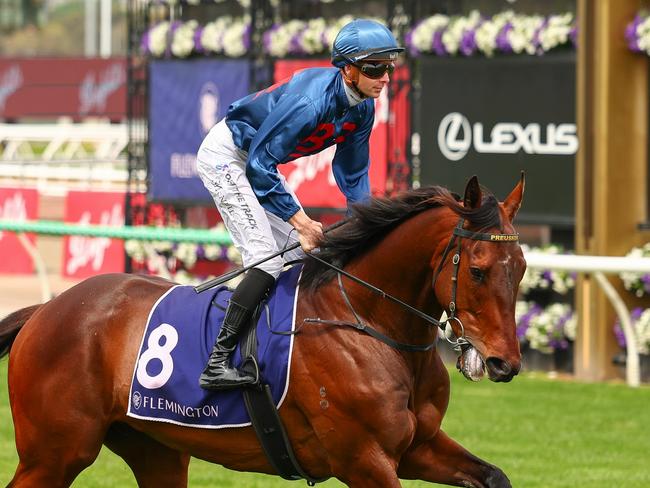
{"left": 299, "top": 185, "right": 502, "bottom": 290}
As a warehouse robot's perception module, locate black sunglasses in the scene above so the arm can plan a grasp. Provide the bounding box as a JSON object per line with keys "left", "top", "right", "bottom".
{"left": 354, "top": 62, "right": 395, "bottom": 79}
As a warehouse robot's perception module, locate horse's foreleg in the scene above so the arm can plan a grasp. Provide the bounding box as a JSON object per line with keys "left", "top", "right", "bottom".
{"left": 104, "top": 423, "right": 190, "bottom": 488}
{"left": 397, "top": 430, "right": 511, "bottom": 488}
{"left": 322, "top": 441, "right": 402, "bottom": 488}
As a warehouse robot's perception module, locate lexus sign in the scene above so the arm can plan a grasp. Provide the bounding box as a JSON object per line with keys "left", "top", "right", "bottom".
{"left": 415, "top": 54, "right": 577, "bottom": 225}
{"left": 438, "top": 112, "right": 578, "bottom": 161}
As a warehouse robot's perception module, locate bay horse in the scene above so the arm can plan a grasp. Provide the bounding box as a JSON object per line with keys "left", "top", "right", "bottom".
{"left": 0, "top": 174, "right": 526, "bottom": 488}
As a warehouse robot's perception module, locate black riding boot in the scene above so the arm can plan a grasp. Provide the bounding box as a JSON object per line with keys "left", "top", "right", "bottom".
{"left": 199, "top": 268, "right": 275, "bottom": 391}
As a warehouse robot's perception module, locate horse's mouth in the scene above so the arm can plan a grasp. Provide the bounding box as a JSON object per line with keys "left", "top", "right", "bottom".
{"left": 456, "top": 344, "right": 485, "bottom": 382}
{"left": 456, "top": 345, "right": 518, "bottom": 383}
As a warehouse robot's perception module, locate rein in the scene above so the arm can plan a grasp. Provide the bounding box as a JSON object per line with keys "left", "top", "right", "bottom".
{"left": 304, "top": 218, "right": 519, "bottom": 353}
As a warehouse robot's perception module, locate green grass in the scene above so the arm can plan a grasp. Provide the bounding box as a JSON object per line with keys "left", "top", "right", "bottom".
{"left": 1, "top": 359, "right": 649, "bottom": 487}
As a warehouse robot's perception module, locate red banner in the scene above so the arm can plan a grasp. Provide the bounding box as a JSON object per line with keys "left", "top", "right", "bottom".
{"left": 62, "top": 191, "right": 125, "bottom": 279}
{"left": 273, "top": 60, "right": 388, "bottom": 209}
{"left": 0, "top": 58, "right": 126, "bottom": 121}
{"left": 0, "top": 187, "right": 38, "bottom": 274}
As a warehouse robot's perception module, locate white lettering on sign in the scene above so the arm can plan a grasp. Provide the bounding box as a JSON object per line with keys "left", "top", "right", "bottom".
{"left": 136, "top": 394, "right": 220, "bottom": 418}
{"left": 170, "top": 153, "right": 198, "bottom": 178}
{"left": 0, "top": 193, "right": 28, "bottom": 240}
{"left": 0, "top": 65, "right": 23, "bottom": 111}
{"left": 79, "top": 63, "right": 125, "bottom": 115}
{"left": 66, "top": 203, "right": 123, "bottom": 274}
{"left": 437, "top": 112, "right": 579, "bottom": 161}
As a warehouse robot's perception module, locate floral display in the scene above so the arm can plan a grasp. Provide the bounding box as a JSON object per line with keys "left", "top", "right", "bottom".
{"left": 625, "top": 12, "right": 650, "bottom": 54}
{"left": 148, "top": 0, "right": 254, "bottom": 6}
{"left": 619, "top": 242, "right": 650, "bottom": 297}
{"left": 614, "top": 307, "right": 650, "bottom": 355}
{"left": 406, "top": 10, "right": 576, "bottom": 57}
{"left": 518, "top": 244, "right": 576, "bottom": 296}
{"left": 263, "top": 15, "right": 361, "bottom": 57}
{"left": 141, "top": 14, "right": 394, "bottom": 59}
{"left": 517, "top": 302, "right": 576, "bottom": 353}
{"left": 124, "top": 223, "right": 242, "bottom": 285}
{"left": 141, "top": 16, "right": 251, "bottom": 58}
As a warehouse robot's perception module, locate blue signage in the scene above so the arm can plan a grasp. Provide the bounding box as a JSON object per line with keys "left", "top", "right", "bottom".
{"left": 149, "top": 59, "right": 250, "bottom": 202}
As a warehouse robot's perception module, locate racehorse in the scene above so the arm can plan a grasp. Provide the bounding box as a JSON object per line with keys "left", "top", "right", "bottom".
{"left": 0, "top": 174, "right": 526, "bottom": 488}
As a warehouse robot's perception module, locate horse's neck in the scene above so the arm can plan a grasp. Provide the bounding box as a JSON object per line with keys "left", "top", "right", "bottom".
{"left": 344, "top": 209, "right": 452, "bottom": 340}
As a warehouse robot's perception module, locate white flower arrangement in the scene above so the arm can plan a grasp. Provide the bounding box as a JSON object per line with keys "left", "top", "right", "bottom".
{"left": 171, "top": 20, "right": 198, "bottom": 58}
{"left": 408, "top": 14, "right": 449, "bottom": 55}
{"left": 406, "top": 10, "right": 576, "bottom": 57}
{"left": 524, "top": 302, "right": 575, "bottom": 353}
{"left": 150, "top": 0, "right": 250, "bottom": 6}
{"left": 619, "top": 243, "right": 650, "bottom": 297}
{"left": 263, "top": 15, "right": 383, "bottom": 57}
{"left": 143, "top": 17, "right": 251, "bottom": 58}
{"left": 626, "top": 12, "right": 650, "bottom": 55}
{"left": 441, "top": 10, "right": 482, "bottom": 55}
{"left": 519, "top": 244, "right": 576, "bottom": 296}
{"left": 221, "top": 16, "right": 250, "bottom": 57}
{"left": 124, "top": 224, "right": 242, "bottom": 278}
{"left": 145, "top": 21, "right": 171, "bottom": 57}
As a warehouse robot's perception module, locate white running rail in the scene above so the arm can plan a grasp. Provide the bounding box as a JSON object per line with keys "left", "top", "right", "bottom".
{"left": 0, "top": 122, "right": 132, "bottom": 191}
{"left": 525, "top": 252, "right": 650, "bottom": 387}
{"left": 0, "top": 122, "right": 128, "bottom": 162}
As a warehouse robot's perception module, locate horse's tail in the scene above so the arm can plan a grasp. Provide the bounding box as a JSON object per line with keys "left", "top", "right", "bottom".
{"left": 0, "top": 305, "right": 41, "bottom": 359}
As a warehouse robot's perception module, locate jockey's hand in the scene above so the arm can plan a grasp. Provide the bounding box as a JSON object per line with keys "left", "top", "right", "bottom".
{"left": 288, "top": 209, "right": 324, "bottom": 253}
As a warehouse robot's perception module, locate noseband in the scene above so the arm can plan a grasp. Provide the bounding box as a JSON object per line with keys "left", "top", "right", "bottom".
{"left": 305, "top": 218, "right": 519, "bottom": 353}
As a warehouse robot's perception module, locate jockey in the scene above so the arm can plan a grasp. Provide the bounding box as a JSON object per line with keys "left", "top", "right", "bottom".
{"left": 196, "top": 18, "right": 403, "bottom": 391}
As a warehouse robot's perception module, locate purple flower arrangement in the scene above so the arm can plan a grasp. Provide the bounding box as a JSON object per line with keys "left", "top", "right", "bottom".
{"left": 613, "top": 307, "right": 650, "bottom": 356}
{"left": 516, "top": 302, "right": 576, "bottom": 353}
{"left": 625, "top": 12, "right": 650, "bottom": 54}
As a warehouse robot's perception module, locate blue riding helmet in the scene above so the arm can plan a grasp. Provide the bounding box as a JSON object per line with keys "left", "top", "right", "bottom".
{"left": 331, "top": 19, "right": 404, "bottom": 68}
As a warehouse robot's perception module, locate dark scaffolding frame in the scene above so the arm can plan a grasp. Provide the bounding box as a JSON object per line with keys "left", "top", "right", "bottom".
{"left": 125, "top": 0, "right": 415, "bottom": 250}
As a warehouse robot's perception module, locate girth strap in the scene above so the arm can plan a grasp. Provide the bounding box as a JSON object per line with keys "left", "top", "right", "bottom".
{"left": 240, "top": 309, "right": 327, "bottom": 486}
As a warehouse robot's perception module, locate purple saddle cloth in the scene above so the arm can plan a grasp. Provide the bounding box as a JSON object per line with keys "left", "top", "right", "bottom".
{"left": 127, "top": 265, "right": 301, "bottom": 428}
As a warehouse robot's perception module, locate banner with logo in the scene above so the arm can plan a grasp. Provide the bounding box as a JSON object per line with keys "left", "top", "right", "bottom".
{"left": 0, "top": 58, "right": 126, "bottom": 120}
{"left": 415, "top": 54, "right": 577, "bottom": 225}
{"left": 149, "top": 59, "right": 251, "bottom": 203}
{"left": 62, "top": 191, "right": 125, "bottom": 278}
{"left": 274, "top": 60, "right": 389, "bottom": 209}
{"left": 0, "top": 187, "right": 38, "bottom": 274}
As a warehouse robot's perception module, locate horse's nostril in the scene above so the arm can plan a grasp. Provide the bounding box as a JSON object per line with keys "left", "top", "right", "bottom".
{"left": 485, "top": 357, "right": 514, "bottom": 381}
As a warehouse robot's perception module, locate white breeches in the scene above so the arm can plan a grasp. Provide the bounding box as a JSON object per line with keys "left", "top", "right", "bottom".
{"left": 196, "top": 119, "right": 304, "bottom": 278}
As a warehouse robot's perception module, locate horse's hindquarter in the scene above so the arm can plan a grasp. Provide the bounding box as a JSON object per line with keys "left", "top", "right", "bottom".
{"left": 9, "top": 274, "right": 172, "bottom": 425}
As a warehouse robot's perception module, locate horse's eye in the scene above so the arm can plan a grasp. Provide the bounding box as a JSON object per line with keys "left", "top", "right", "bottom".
{"left": 469, "top": 267, "right": 484, "bottom": 282}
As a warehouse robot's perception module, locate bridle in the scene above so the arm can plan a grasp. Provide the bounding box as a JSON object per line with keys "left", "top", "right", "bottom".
{"left": 304, "top": 218, "right": 519, "bottom": 353}
{"left": 431, "top": 219, "right": 519, "bottom": 349}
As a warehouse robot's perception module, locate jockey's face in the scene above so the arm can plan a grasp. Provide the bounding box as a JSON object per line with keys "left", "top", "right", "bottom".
{"left": 343, "top": 60, "right": 392, "bottom": 98}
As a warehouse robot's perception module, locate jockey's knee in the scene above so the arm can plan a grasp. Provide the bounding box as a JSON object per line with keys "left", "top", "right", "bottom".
{"left": 255, "top": 257, "right": 285, "bottom": 279}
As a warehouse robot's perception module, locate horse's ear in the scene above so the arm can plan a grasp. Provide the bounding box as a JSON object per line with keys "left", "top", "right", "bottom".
{"left": 463, "top": 175, "right": 482, "bottom": 209}
{"left": 503, "top": 171, "right": 525, "bottom": 222}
